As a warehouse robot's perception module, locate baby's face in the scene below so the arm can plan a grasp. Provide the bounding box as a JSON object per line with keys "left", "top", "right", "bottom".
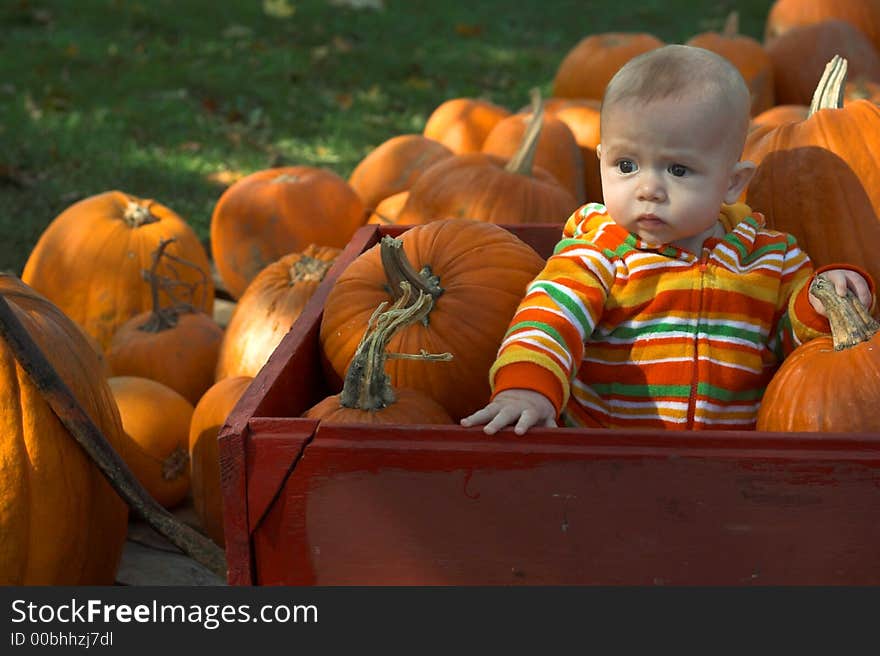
{"left": 598, "top": 95, "right": 750, "bottom": 254}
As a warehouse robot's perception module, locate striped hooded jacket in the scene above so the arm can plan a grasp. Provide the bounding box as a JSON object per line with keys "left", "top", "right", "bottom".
{"left": 490, "top": 202, "right": 872, "bottom": 430}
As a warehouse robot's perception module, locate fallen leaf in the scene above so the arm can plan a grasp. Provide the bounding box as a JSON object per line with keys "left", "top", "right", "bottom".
{"left": 206, "top": 170, "right": 246, "bottom": 187}
{"left": 335, "top": 92, "right": 353, "bottom": 109}
{"left": 222, "top": 24, "right": 254, "bottom": 39}
{"left": 454, "top": 23, "right": 483, "bottom": 38}
{"left": 263, "top": 0, "right": 296, "bottom": 18}
{"left": 332, "top": 35, "right": 353, "bottom": 52}
{"left": 328, "top": 0, "right": 384, "bottom": 10}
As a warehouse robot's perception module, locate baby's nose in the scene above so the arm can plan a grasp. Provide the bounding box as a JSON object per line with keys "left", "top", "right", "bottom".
{"left": 637, "top": 176, "right": 665, "bottom": 201}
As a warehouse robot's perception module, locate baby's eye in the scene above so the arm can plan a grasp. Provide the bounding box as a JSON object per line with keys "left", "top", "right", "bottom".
{"left": 668, "top": 164, "right": 688, "bottom": 177}
{"left": 616, "top": 160, "right": 636, "bottom": 174}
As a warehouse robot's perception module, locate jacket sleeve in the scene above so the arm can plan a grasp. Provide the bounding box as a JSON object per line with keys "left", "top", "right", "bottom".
{"left": 489, "top": 212, "right": 614, "bottom": 416}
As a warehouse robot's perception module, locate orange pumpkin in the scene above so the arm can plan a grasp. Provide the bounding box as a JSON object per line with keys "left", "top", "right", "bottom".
{"left": 189, "top": 375, "right": 253, "bottom": 547}
{"left": 306, "top": 285, "right": 454, "bottom": 425}
{"left": 764, "top": 0, "right": 880, "bottom": 51}
{"left": 551, "top": 32, "right": 665, "bottom": 100}
{"left": 348, "top": 134, "right": 454, "bottom": 211}
{"left": 0, "top": 275, "right": 128, "bottom": 584}
{"left": 319, "top": 219, "right": 546, "bottom": 420}
{"left": 210, "top": 166, "right": 366, "bottom": 299}
{"left": 367, "top": 191, "right": 412, "bottom": 225}
{"left": 686, "top": 11, "right": 775, "bottom": 115}
{"left": 215, "top": 244, "right": 340, "bottom": 381}
{"left": 107, "top": 240, "right": 223, "bottom": 405}
{"left": 765, "top": 19, "right": 880, "bottom": 105}
{"left": 398, "top": 94, "right": 578, "bottom": 227}
{"left": 744, "top": 56, "right": 880, "bottom": 290}
{"left": 481, "top": 107, "right": 586, "bottom": 203}
{"left": 22, "top": 191, "right": 214, "bottom": 350}
{"left": 757, "top": 276, "right": 880, "bottom": 432}
{"left": 749, "top": 104, "right": 809, "bottom": 131}
{"left": 543, "top": 97, "right": 603, "bottom": 203}
{"left": 108, "top": 376, "right": 194, "bottom": 509}
{"left": 422, "top": 97, "right": 511, "bottom": 154}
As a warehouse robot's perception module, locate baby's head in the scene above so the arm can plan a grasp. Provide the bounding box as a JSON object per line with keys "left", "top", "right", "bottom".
{"left": 597, "top": 45, "right": 756, "bottom": 253}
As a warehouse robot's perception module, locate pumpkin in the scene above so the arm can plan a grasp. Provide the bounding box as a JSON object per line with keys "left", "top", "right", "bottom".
{"left": 348, "top": 134, "right": 454, "bottom": 211}
{"left": 319, "top": 219, "right": 546, "bottom": 420}
{"left": 481, "top": 103, "right": 586, "bottom": 203}
{"left": 749, "top": 104, "right": 809, "bottom": 131}
{"left": 686, "top": 11, "right": 775, "bottom": 115}
{"left": 551, "top": 32, "right": 665, "bottom": 100}
{"left": 306, "top": 283, "right": 454, "bottom": 425}
{"left": 0, "top": 274, "right": 128, "bottom": 584}
{"left": 765, "top": 19, "right": 880, "bottom": 105}
{"left": 106, "top": 239, "right": 224, "bottom": 405}
{"left": 422, "top": 97, "right": 511, "bottom": 154}
{"left": 108, "top": 376, "right": 194, "bottom": 509}
{"left": 744, "top": 56, "right": 880, "bottom": 290}
{"left": 215, "top": 244, "right": 341, "bottom": 381}
{"left": 189, "top": 375, "right": 253, "bottom": 547}
{"left": 543, "top": 97, "right": 603, "bottom": 204}
{"left": 764, "top": 0, "right": 880, "bottom": 51}
{"left": 22, "top": 191, "right": 214, "bottom": 350}
{"left": 756, "top": 275, "right": 880, "bottom": 432}
{"left": 209, "top": 166, "right": 366, "bottom": 300}
{"left": 397, "top": 91, "right": 579, "bottom": 227}
{"left": 367, "top": 191, "right": 412, "bottom": 225}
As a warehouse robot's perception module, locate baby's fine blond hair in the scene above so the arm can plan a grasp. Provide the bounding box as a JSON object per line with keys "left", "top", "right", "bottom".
{"left": 600, "top": 44, "right": 751, "bottom": 158}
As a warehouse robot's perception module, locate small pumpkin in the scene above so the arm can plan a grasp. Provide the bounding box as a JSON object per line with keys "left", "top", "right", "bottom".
{"left": 686, "top": 11, "right": 775, "bottom": 115}
{"left": 215, "top": 244, "right": 341, "bottom": 381}
{"left": 422, "top": 97, "right": 511, "bottom": 154}
{"left": 319, "top": 219, "right": 545, "bottom": 420}
{"left": 22, "top": 191, "right": 214, "bottom": 350}
{"left": 749, "top": 104, "right": 809, "bottom": 131}
{"left": 551, "top": 32, "right": 665, "bottom": 100}
{"left": 348, "top": 134, "right": 454, "bottom": 211}
{"left": 107, "top": 239, "right": 224, "bottom": 405}
{"left": 108, "top": 376, "right": 194, "bottom": 509}
{"left": 0, "top": 275, "right": 128, "bottom": 584}
{"left": 306, "top": 283, "right": 454, "bottom": 425}
{"left": 189, "top": 375, "right": 253, "bottom": 547}
{"left": 210, "top": 166, "right": 366, "bottom": 299}
{"left": 367, "top": 191, "right": 412, "bottom": 225}
{"left": 757, "top": 275, "right": 880, "bottom": 432}
{"left": 397, "top": 91, "right": 579, "bottom": 227}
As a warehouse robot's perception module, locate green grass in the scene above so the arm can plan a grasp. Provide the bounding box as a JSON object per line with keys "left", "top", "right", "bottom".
{"left": 0, "top": 0, "right": 775, "bottom": 275}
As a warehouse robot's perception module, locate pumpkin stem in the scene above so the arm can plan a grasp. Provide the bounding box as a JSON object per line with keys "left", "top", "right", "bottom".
{"left": 380, "top": 235, "right": 444, "bottom": 309}
{"left": 809, "top": 275, "right": 879, "bottom": 350}
{"left": 289, "top": 250, "right": 334, "bottom": 285}
{"left": 137, "top": 238, "right": 211, "bottom": 332}
{"left": 808, "top": 55, "right": 848, "bottom": 116}
{"left": 504, "top": 87, "right": 544, "bottom": 176}
{"left": 339, "top": 282, "right": 452, "bottom": 410}
{"left": 162, "top": 446, "right": 190, "bottom": 481}
{"left": 721, "top": 11, "right": 739, "bottom": 37}
{"left": 122, "top": 198, "right": 160, "bottom": 227}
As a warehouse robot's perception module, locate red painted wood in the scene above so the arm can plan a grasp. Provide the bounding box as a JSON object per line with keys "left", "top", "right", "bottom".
{"left": 222, "top": 223, "right": 880, "bottom": 585}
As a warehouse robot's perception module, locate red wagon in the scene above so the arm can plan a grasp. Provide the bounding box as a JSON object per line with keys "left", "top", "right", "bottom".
{"left": 218, "top": 223, "right": 880, "bottom": 586}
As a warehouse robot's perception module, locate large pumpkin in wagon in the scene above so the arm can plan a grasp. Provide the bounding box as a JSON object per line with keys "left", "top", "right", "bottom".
{"left": 319, "top": 219, "right": 545, "bottom": 420}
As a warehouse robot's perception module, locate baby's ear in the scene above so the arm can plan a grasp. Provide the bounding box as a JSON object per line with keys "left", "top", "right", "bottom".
{"left": 595, "top": 144, "right": 602, "bottom": 160}
{"left": 724, "top": 160, "right": 756, "bottom": 204}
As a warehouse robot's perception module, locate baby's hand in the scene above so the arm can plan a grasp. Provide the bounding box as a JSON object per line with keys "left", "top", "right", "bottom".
{"left": 808, "top": 269, "right": 872, "bottom": 317}
{"left": 460, "top": 389, "right": 557, "bottom": 436}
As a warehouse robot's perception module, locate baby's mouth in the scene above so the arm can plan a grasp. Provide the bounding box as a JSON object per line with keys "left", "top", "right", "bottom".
{"left": 637, "top": 213, "right": 665, "bottom": 226}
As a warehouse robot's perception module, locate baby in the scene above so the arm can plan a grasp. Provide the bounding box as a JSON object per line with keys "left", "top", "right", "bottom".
{"left": 462, "top": 44, "right": 874, "bottom": 434}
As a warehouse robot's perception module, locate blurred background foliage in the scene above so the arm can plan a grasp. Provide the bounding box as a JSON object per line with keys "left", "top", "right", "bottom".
{"left": 0, "top": 0, "right": 774, "bottom": 274}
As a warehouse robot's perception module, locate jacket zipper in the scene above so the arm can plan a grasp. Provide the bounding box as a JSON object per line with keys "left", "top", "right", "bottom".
{"left": 686, "top": 249, "right": 710, "bottom": 429}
